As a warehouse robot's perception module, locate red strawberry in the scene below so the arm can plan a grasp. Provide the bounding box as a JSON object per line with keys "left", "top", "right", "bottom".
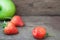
{"left": 4, "top": 22, "right": 18, "bottom": 35}
{"left": 32, "top": 26, "right": 46, "bottom": 39}
{"left": 10, "top": 15, "right": 24, "bottom": 27}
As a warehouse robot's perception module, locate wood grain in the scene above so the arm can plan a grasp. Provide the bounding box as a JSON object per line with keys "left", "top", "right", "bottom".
{"left": 0, "top": 16, "right": 60, "bottom": 40}
{"left": 13, "top": 0, "right": 60, "bottom": 16}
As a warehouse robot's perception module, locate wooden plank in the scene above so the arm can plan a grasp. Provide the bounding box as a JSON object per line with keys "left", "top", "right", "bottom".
{"left": 0, "top": 16, "right": 60, "bottom": 40}
{"left": 13, "top": 0, "right": 60, "bottom": 16}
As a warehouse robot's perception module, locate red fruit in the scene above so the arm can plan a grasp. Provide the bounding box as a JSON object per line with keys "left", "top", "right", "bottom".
{"left": 32, "top": 26, "right": 46, "bottom": 39}
{"left": 4, "top": 22, "right": 18, "bottom": 35}
{"left": 11, "top": 15, "right": 24, "bottom": 27}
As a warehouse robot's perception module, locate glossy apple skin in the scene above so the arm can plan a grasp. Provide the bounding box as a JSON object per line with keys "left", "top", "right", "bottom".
{"left": 0, "top": 0, "right": 16, "bottom": 20}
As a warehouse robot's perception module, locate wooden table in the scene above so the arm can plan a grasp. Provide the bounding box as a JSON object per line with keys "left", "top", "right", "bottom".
{"left": 0, "top": 16, "right": 60, "bottom": 40}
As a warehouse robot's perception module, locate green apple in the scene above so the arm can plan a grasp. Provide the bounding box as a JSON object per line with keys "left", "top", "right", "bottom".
{"left": 0, "top": 0, "right": 16, "bottom": 20}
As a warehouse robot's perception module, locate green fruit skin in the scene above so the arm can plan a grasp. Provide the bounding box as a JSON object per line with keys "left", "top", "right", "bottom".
{"left": 0, "top": 0, "right": 16, "bottom": 20}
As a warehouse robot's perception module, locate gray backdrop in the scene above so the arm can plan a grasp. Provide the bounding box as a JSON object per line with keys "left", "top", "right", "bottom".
{"left": 13, "top": 0, "right": 60, "bottom": 16}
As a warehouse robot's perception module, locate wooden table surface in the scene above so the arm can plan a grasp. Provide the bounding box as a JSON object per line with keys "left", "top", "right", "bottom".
{"left": 0, "top": 16, "right": 60, "bottom": 40}
{"left": 13, "top": 0, "right": 60, "bottom": 16}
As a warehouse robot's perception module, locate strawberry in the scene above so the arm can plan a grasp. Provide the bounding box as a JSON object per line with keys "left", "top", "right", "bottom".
{"left": 10, "top": 15, "right": 24, "bottom": 27}
{"left": 4, "top": 22, "right": 18, "bottom": 35}
{"left": 32, "top": 26, "right": 46, "bottom": 39}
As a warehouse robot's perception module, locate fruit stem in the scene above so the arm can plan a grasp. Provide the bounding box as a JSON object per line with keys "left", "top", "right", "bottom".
{"left": 5, "top": 17, "right": 12, "bottom": 19}
{"left": 2, "top": 21, "right": 7, "bottom": 28}
{"left": 45, "top": 33, "right": 54, "bottom": 37}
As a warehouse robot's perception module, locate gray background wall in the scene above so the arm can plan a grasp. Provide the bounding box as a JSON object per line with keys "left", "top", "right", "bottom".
{"left": 13, "top": 0, "right": 60, "bottom": 16}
